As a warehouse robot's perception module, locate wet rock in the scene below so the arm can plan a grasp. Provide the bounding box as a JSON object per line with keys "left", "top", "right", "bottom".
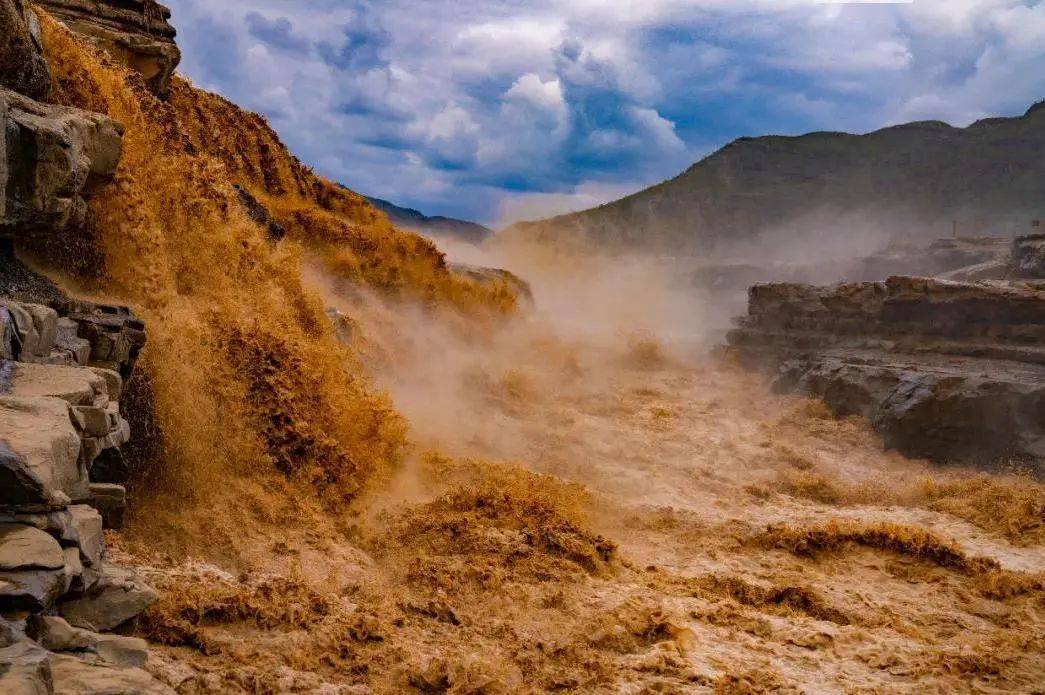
{"left": 59, "top": 563, "right": 157, "bottom": 632}
{"left": 37, "top": 0, "right": 181, "bottom": 98}
{"left": 728, "top": 277, "right": 1045, "bottom": 473}
{"left": 0, "top": 88, "right": 123, "bottom": 235}
{"left": 234, "top": 184, "right": 286, "bottom": 242}
{"left": 83, "top": 484, "right": 124, "bottom": 530}
{"left": 63, "top": 303, "right": 145, "bottom": 380}
{"left": 0, "top": 0, "right": 51, "bottom": 100}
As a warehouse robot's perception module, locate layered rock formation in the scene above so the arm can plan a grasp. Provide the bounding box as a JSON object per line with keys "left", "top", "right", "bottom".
{"left": 0, "top": 296, "right": 167, "bottom": 693}
{"left": 506, "top": 103, "right": 1045, "bottom": 254}
{"left": 728, "top": 277, "right": 1045, "bottom": 474}
{"left": 37, "top": 0, "right": 180, "bottom": 96}
{"left": 1, "top": 86, "right": 123, "bottom": 234}
{"left": 1, "top": 12, "right": 168, "bottom": 691}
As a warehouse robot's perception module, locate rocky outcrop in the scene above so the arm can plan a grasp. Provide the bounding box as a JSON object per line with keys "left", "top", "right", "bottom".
{"left": 1, "top": 88, "right": 123, "bottom": 235}
{"left": 0, "top": 0, "right": 51, "bottom": 100}
{"left": 506, "top": 102, "right": 1045, "bottom": 253}
{"left": 0, "top": 295, "right": 166, "bottom": 692}
{"left": 728, "top": 277, "right": 1045, "bottom": 474}
{"left": 37, "top": 0, "right": 180, "bottom": 97}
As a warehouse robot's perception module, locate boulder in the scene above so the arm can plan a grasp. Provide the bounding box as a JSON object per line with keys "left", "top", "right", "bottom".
{"left": 0, "top": 441, "right": 47, "bottom": 506}
{"left": 50, "top": 653, "right": 174, "bottom": 694}
{"left": 0, "top": 616, "right": 27, "bottom": 647}
{"left": 31, "top": 616, "right": 146, "bottom": 668}
{"left": 62, "top": 546, "right": 85, "bottom": 593}
{"left": 86, "top": 449, "right": 128, "bottom": 485}
{"left": 0, "top": 0, "right": 51, "bottom": 100}
{"left": 64, "top": 303, "right": 145, "bottom": 380}
{"left": 0, "top": 88, "right": 123, "bottom": 235}
{"left": 0, "top": 241, "right": 71, "bottom": 309}
{"left": 31, "top": 615, "right": 95, "bottom": 652}
{"left": 0, "top": 523, "right": 65, "bottom": 570}
{"left": 36, "top": 0, "right": 181, "bottom": 98}
{"left": 85, "top": 369, "right": 120, "bottom": 402}
{"left": 59, "top": 563, "right": 157, "bottom": 632}
{"left": 7, "top": 362, "right": 109, "bottom": 406}
{"left": 92, "top": 634, "right": 147, "bottom": 668}
{"left": 0, "top": 566, "right": 68, "bottom": 611}
{"left": 0, "top": 396, "right": 86, "bottom": 505}
{"left": 65, "top": 506, "right": 102, "bottom": 568}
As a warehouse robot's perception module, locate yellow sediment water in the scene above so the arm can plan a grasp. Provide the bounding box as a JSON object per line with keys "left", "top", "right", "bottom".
{"left": 28, "top": 14, "right": 1045, "bottom": 694}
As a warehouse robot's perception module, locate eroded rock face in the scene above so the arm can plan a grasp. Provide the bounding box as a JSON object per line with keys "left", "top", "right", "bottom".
{"left": 0, "top": 0, "right": 51, "bottom": 100}
{"left": 728, "top": 277, "right": 1045, "bottom": 473}
{"left": 0, "top": 293, "right": 161, "bottom": 691}
{"left": 1, "top": 88, "right": 123, "bottom": 235}
{"left": 37, "top": 0, "right": 181, "bottom": 97}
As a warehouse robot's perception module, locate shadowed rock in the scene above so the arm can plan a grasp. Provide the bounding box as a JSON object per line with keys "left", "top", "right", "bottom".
{"left": 0, "top": 0, "right": 51, "bottom": 100}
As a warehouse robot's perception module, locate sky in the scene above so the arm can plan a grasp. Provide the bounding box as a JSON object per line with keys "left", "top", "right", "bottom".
{"left": 163, "top": 0, "right": 1045, "bottom": 227}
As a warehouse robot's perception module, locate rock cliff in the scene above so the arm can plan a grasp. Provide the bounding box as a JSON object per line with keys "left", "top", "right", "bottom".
{"left": 36, "top": 0, "right": 180, "bottom": 96}
{"left": 0, "top": 289, "right": 168, "bottom": 693}
{"left": 506, "top": 104, "right": 1045, "bottom": 254}
{"left": 0, "top": 9, "right": 168, "bottom": 691}
{"left": 728, "top": 276, "right": 1045, "bottom": 473}
{"left": 1, "top": 87, "right": 123, "bottom": 234}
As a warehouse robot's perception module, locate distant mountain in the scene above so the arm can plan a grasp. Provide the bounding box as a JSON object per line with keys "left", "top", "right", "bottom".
{"left": 366, "top": 196, "right": 493, "bottom": 245}
{"left": 505, "top": 102, "right": 1045, "bottom": 255}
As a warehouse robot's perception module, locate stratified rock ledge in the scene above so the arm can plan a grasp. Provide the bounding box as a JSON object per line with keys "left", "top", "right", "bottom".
{"left": 728, "top": 276, "right": 1045, "bottom": 474}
